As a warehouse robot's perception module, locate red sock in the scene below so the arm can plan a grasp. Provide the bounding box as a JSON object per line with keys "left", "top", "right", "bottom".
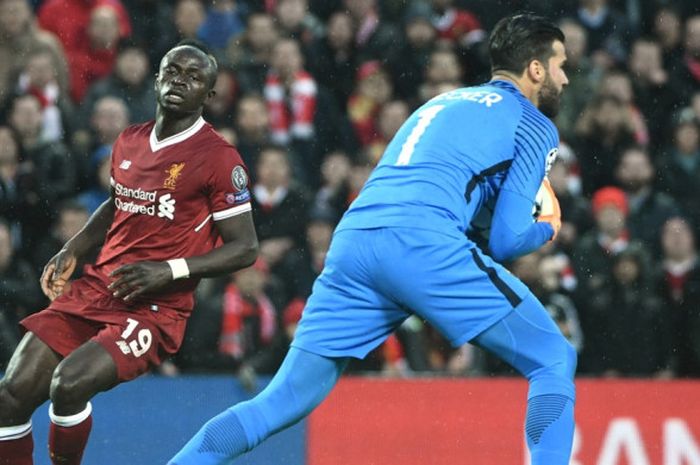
{"left": 0, "top": 422, "right": 34, "bottom": 465}
{"left": 48, "top": 403, "right": 93, "bottom": 465}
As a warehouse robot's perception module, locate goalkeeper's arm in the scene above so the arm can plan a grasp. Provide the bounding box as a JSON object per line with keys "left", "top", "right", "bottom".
{"left": 488, "top": 186, "right": 555, "bottom": 262}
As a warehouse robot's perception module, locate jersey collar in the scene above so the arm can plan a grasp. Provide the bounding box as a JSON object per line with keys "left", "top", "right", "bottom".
{"left": 149, "top": 117, "right": 206, "bottom": 152}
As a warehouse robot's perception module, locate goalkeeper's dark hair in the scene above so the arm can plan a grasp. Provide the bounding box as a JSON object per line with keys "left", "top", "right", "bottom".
{"left": 489, "top": 13, "right": 565, "bottom": 76}
{"left": 171, "top": 39, "right": 219, "bottom": 89}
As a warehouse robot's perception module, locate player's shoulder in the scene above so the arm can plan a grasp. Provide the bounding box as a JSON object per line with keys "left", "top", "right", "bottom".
{"left": 117, "top": 121, "right": 155, "bottom": 144}
{"left": 198, "top": 123, "right": 245, "bottom": 161}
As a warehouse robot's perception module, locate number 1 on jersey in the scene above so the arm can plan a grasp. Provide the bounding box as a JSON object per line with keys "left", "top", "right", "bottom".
{"left": 396, "top": 105, "right": 445, "bottom": 166}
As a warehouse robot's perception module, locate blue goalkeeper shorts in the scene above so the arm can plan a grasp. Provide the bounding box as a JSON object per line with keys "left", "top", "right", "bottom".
{"left": 291, "top": 227, "right": 530, "bottom": 359}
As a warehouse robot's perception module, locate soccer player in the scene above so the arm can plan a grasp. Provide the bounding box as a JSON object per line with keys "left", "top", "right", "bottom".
{"left": 171, "top": 13, "right": 575, "bottom": 465}
{"left": 0, "top": 40, "right": 258, "bottom": 465}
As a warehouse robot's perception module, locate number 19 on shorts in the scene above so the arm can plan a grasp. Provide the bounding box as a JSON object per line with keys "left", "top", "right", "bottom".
{"left": 115, "top": 317, "right": 153, "bottom": 358}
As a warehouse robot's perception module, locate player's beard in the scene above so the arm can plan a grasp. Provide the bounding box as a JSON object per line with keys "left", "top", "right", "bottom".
{"left": 537, "top": 71, "right": 561, "bottom": 118}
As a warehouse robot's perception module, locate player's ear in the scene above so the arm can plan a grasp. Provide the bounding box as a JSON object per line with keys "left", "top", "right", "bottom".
{"left": 207, "top": 89, "right": 217, "bottom": 101}
{"left": 527, "top": 60, "right": 545, "bottom": 85}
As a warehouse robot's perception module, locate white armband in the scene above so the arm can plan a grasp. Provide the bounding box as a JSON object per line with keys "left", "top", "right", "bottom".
{"left": 167, "top": 258, "right": 190, "bottom": 280}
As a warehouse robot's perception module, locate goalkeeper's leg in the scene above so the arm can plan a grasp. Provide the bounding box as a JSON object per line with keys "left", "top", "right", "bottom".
{"left": 473, "top": 293, "right": 577, "bottom": 465}
{"left": 169, "top": 347, "right": 348, "bottom": 465}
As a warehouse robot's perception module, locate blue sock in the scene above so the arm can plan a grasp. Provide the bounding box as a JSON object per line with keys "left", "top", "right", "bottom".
{"left": 526, "top": 394, "right": 574, "bottom": 465}
{"left": 169, "top": 348, "right": 346, "bottom": 465}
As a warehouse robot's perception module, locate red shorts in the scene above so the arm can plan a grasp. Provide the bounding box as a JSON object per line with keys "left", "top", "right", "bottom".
{"left": 21, "top": 276, "right": 188, "bottom": 382}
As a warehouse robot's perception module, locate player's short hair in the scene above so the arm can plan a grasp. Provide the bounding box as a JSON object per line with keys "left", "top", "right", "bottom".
{"left": 489, "top": 13, "right": 565, "bottom": 75}
{"left": 171, "top": 39, "right": 219, "bottom": 89}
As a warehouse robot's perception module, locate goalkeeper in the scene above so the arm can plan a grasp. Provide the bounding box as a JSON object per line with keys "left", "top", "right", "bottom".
{"left": 171, "top": 13, "right": 574, "bottom": 465}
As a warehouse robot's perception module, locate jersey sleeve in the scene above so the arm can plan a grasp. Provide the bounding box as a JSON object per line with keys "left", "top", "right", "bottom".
{"left": 488, "top": 113, "right": 559, "bottom": 262}
{"left": 206, "top": 145, "right": 252, "bottom": 221}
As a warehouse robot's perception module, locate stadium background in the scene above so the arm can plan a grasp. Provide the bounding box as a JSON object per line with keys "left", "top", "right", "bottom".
{"left": 1, "top": 0, "right": 700, "bottom": 463}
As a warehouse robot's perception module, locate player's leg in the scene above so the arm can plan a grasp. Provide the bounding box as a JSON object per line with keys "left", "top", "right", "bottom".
{"left": 47, "top": 340, "right": 118, "bottom": 465}
{"left": 0, "top": 333, "right": 62, "bottom": 465}
{"left": 377, "top": 230, "right": 575, "bottom": 464}
{"left": 472, "top": 293, "right": 576, "bottom": 465}
{"left": 169, "top": 348, "right": 348, "bottom": 465}
{"left": 169, "top": 228, "right": 408, "bottom": 465}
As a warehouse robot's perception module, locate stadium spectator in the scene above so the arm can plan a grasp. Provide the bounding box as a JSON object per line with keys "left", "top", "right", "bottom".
{"left": 417, "top": 47, "right": 463, "bottom": 103}
{"left": 31, "top": 200, "right": 89, "bottom": 279}
{"left": 77, "top": 145, "right": 111, "bottom": 214}
{"left": 67, "top": 5, "right": 125, "bottom": 102}
{"left": 390, "top": 2, "right": 437, "bottom": 102}
{"left": 570, "top": 0, "right": 631, "bottom": 67}
{"left": 0, "top": 218, "right": 41, "bottom": 370}
{"left": 602, "top": 245, "right": 670, "bottom": 376}
{"left": 615, "top": 145, "right": 679, "bottom": 256}
{"left": 547, "top": 150, "right": 592, "bottom": 254}
{"left": 264, "top": 38, "right": 317, "bottom": 146}
{"left": 197, "top": 0, "right": 245, "bottom": 52}
{"left": 366, "top": 99, "right": 409, "bottom": 163}
{"left": 348, "top": 60, "right": 393, "bottom": 146}
{"left": 0, "top": 0, "right": 68, "bottom": 104}
{"left": 176, "top": 258, "right": 285, "bottom": 388}
{"left": 234, "top": 93, "right": 272, "bottom": 171}
{"left": 5, "top": 93, "right": 76, "bottom": 247}
{"left": 657, "top": 216, "right": 700, "bottom": 377}
{"left": 573, "top": 94, "right": 637, "bottom": 194}
{"left": 79, "top": 40, "right": 155, "bottom": 129}
{"left": 572, "top": 186, "right": 643, "bottom": 373}
{"left": 265, "top": 36, "right": 349, "bottom": 181}
{"left": 311, "top": 150, "right": 352, "bottom": 224}
{"left": 38, "top": 0, "right": 131, "bottom": 58}
{"left": 172, "top": 0, "right": 206, "bottom": 42}
{"left": 344, "top": 0, "right": 402, "bottom": 65}
{"left": 273, "top": 0, "right": 324, "bottom": 48}
{"left": 657, "top": 116, "right": 700, "bottom": 227}
{"left": 202, "top": 67, "right": 238, "bottom": 129}
{"left": 669, "top": 15, "right": 700, "bottom": 104}
{"left": 628, "top": 36, "right": 678, "bottom": 148}
{"left": 121, "top": 0, "right": 175, "bottom": 70}
{"left": 429, "top": 0, "right": 485, "bottom": 48}
{"left": 14, "top": 48, "right": 75, "bottom": 142}
{"left": 652, "top": 6, "right": 684, "bottom": 69}
{"left": 555, "top": 19, "right": 597, "bottom": 142}
{"left": 276, "top": 210, "right": 334, "bottom": 305}
{"left": 251, "top": 146, "right": 310, "bottom": 269}
{"left": 306, "top": 10, "right": 357, "bottom": 109}
{"left": 0, "top": 127, "right": 29, "bottom": 235}
{"left": 226, "top": 12, "right": 278, "bottom": 93}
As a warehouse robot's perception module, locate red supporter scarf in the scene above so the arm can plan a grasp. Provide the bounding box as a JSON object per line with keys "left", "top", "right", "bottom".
{"left": 264, "top": 71, "right": 317, "bottom": 144}
{"left": 219, "top": 284, "right": 276, "bottom": 358}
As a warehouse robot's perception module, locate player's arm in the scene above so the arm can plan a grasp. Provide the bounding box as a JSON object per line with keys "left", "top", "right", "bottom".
{"left": 40, "top": 190, "right": 117, "bottom": 300}
{"left": 109, "top": 209, "right": 258, "bottom": 302}
{"left": 488, "top": 122, "right": 560, "bottom": 262}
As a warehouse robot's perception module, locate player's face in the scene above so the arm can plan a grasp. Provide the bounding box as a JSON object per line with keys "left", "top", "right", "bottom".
{"left": 537, "top": 40, "right": 568, "bottom": 118}
{"left": 155, "top": 47, "right": 214, "bottom": 115}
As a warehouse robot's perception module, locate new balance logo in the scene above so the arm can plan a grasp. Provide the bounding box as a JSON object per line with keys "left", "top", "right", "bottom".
{"left": 157, "top": 193, "right": 176, "bottom": 220}
{"left": 119, "top": 160, "right": 132, "bottom": 170}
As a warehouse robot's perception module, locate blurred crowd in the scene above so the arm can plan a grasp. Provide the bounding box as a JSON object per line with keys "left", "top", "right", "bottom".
{"left": 1, "top": 0, "right": 700, "bottom": 384}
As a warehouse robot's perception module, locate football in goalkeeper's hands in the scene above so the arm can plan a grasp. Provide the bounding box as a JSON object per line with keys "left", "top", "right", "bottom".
{"left": 532, "top": 178, "right": 555, "bottom": 220}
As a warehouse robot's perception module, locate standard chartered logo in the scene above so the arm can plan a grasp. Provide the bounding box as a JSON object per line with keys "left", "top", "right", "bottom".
{"left": 157, "top": 193, "right": 176, "bottom": 220}
{"left": 114, "top": 182, "right": 176, "bottom": 220}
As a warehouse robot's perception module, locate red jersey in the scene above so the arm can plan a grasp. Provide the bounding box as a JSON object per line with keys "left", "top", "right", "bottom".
{"left": 84, "top": 117, "right": 252, "bottom": 313}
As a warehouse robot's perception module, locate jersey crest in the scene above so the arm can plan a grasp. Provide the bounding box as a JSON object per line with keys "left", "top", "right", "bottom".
{"left": 163, "top": 162, "right": 186, "bottom": 190}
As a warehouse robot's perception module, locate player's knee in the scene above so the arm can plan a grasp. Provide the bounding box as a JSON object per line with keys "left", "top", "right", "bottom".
{"left": 540, "top": 336, "right": 577, "bottom": 380}
{"left": 0, "top": 379, "right": 31, "bottom": 425}
{"left": 49, "top": 363, "right": 92, "bottom": 408}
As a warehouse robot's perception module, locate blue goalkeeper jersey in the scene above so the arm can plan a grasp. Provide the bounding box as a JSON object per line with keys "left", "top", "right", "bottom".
{"left": 336, "top": 79, "right": 560, "bottom": 260}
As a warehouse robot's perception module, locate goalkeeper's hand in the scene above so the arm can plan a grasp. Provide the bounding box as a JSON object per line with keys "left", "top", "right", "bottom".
{"left": 533, "top": 178, "right": 561, "bottom": 240}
